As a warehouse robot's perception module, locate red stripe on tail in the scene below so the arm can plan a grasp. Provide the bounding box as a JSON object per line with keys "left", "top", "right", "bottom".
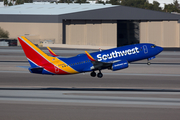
{"left": 18, "top": 37, "right": 68, "bottom": 75}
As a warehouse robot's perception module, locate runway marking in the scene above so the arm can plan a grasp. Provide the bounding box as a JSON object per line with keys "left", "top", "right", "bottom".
{"left": 0, "top": 96, "right": 180, "bottom": 103}
{"left": 1, "top": 87, "right": 180, "bottom": 92}
{"left": 0, "top": 90, "right": 180, "bottom": 107}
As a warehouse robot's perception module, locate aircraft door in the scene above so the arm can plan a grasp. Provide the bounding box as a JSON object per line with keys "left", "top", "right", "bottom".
{"left": 143, "top": 45, "right": 148, "bottom": 54}
{"left": 54, "top": 66, "right": 59, "bottom": 73}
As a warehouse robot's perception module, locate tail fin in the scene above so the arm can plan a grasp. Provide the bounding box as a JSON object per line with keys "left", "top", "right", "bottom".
{"left": 47, "top": 47, "right": 58, "bottom": 57}
{"left": 18, "top": 36, "right": 50, "bottom": 68}
{"left": 18, "top": 36, "right": 75, "bottom": 75}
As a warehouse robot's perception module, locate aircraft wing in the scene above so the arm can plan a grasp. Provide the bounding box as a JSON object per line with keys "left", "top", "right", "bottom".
{"left": 47, "top": 47, "right": 69, "bottom": 58}
{"left": 85, "top": 51, "right": 112, "bottom": 70}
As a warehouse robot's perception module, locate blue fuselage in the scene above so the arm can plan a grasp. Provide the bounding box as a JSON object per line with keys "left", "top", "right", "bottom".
{"left": 58, "top": 43, "right": 163, "bottom": 73}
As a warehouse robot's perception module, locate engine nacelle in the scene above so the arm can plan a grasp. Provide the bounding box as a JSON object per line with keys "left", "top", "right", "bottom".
{"left": 111, "top": 60, "right": 128, "bottom": 71}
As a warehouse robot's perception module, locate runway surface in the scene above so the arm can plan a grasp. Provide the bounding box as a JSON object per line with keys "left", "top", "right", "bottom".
{"left": 0, "top": 90, "right": 180, "bottom": 120}
{"left": 0, "top": 46, "right": 180, "bottom": 120}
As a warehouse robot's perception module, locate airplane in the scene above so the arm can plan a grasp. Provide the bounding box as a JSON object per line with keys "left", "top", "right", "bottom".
{"left": 18, "top": 36, "right": 163, "bottom": 78}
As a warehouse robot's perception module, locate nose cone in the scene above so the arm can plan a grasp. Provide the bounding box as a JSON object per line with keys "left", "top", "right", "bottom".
{"left": 157, "top": 46, "right": 163, "bottom": 53}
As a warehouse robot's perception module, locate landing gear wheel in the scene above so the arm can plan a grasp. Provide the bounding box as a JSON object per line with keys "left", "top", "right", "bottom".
{"left": 147, "top": 62, "right": 151, "bottom": 65}
{"left": 90, "top": 71, "right": 96, "bottom": 77}
{"left": 97, "top": 72, "right": 103, "bottom": 78}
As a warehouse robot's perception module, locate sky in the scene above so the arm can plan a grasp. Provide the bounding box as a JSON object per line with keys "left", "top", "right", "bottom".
{"left": 148, "top": 0, "right": 175, "bottom": 8}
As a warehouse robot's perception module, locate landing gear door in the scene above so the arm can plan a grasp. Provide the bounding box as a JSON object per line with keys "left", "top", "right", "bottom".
{"left": 143, "top": 45, "right": 148, "bottom": 54}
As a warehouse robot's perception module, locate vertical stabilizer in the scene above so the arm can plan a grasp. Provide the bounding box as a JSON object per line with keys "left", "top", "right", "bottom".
{"left": 18, "top": 36, "right": 49, "bottom": 67}
{"left": 18, "top": 36, "right": 78, "bottom": 75}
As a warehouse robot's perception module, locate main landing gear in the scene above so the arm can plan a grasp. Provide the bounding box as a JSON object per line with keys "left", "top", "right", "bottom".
{"left": 90, "top": 70, "right": 103, "bottom": 78}
{"left": 90, "top": 71, "right": 96, "bottom": 77}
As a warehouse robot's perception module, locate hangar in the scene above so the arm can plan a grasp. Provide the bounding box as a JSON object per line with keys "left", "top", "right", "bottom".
{"left": 0, "top": 3, "right": 180, "bottom": 48}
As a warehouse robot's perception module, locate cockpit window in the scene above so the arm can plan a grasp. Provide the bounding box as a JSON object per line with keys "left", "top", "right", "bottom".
{"left": 151, "top": 45, "right": 156, "bottom": 48}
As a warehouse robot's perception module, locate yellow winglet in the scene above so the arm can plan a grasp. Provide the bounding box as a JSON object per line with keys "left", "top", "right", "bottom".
{"left": 47, "top": 47, "right": 58, "bottom": 57}
{"left": 85, "top": 51, "right": 96, "bottom": 61}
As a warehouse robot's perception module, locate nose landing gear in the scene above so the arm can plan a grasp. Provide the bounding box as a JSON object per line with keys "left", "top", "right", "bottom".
{"left": 147, "top": 59, "right": 151, "bottom": 65}
{"left": 90, "top": 70, "right": 103, "bottom": 78}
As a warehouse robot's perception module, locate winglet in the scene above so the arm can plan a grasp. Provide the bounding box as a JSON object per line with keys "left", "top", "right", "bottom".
{"left": 47, "top": 47, "right": 58, "bottom": 57}
{"left": 85, "top": 51, "right": 96, "bottom": 61}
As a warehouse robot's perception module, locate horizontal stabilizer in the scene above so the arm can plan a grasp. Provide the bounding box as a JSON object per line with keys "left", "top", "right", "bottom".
{"left": 29, "top": 67, "right": 44, "bottom": 74}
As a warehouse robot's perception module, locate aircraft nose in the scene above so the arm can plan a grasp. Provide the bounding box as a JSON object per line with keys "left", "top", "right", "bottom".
{"left": 157, "top": 46, "right": 163, "bottom": 53}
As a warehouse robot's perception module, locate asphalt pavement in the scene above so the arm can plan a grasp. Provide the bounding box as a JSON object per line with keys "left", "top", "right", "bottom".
{"left": 0, "top": 46, "right": 180, "bottom": 120}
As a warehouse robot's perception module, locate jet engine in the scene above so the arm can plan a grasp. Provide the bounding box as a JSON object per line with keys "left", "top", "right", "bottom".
{"left": 111, "top": 60, "right": 128, "bottom": 71}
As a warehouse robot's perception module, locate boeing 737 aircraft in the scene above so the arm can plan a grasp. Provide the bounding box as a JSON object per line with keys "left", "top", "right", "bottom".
{"left": 18, "top": 36, "right": 163, "bottom": 78}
